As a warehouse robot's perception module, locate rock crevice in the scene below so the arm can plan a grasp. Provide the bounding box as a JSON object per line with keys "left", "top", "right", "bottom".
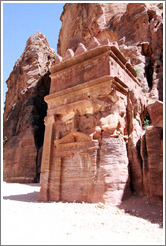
{"left": 3, "top": 32, "right": 56, "bottom": 183}
{"left": 3, "top": 4, "right": 163, "bottom": 203}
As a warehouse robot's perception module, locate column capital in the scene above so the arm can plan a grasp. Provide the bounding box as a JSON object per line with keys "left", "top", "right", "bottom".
{"left": 44, "top": 115, "right": 55, "bottom": 126}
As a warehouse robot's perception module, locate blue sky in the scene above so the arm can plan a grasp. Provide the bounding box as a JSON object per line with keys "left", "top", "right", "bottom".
{"left": 2, "top": 2, "right": 65, "bottom": 106}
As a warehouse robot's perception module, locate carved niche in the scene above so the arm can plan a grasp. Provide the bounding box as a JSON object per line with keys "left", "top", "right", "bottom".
{"left": 54, "top": 131, "right": 99, "bottom": 202}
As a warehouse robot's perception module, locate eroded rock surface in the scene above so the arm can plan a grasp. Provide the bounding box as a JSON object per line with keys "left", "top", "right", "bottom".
{"left": 141, "top": 100, "right": 163, "bottom": 200}
{"left": 3, "top": 4, "right": 163, "bottom": 203}
{"left": 39, "top": 40, "right": 141, "bottom": 204}
{"left": 55, "top": 3, "right": 163, "bottom": 201}
{"left": 3, "top": 32, "right": 56, "bottom": 182}
{"left": 141, "top": 126, "right": 163, "bottom": 200}
{"left": 58, "top": 3, "right": 163, "bottom": 101}
{"left": 147, "top": 100, "right": 163, "bottom": 127}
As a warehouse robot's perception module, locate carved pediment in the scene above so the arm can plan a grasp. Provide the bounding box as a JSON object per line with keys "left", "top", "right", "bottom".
{"left": 54, "top": 132, "right": 97, "bottom": 156}
{"left": 54, "top": 131, "right": 92, "bottom": 146}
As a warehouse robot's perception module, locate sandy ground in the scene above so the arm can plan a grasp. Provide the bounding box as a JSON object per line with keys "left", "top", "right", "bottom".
{"left": 1, "top": 182, "right": 164, "bottom": 245}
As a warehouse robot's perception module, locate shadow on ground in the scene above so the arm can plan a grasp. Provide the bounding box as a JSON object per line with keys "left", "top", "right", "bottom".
{"left": 117, "top": 195, "right": 163, "bottom": 228}
{"left": 3, "top": 191, "right": 39, "bottom": 203}
{"left": 22, "top": 183, "right": 40, "bottom": 187}
{"left": 3, "top": 183, "right": 40, "bottom": 203}
{"left": 3, "top": 183, "right": 163, "bottom": 228}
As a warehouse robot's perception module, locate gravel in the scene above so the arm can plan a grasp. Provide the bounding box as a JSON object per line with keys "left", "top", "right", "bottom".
{"left": 2, "top": 182, "right": 164, "bottom": 245}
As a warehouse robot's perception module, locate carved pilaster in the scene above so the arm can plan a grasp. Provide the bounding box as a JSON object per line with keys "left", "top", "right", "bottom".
{"left": 38, "top": 115, "right": 55, "bottom": 201}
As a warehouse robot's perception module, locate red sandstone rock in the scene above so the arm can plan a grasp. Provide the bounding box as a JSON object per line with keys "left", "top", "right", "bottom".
{"left": 3, "top": 128, "right": 37, "bottom": 183}
{"left": 126, "top": 88, "right": 146, "bottom": 194}
{"left": 39, "top": 41, "right": 137, "bottom": 204}
{"left": 57, "top": 3, "right": 163, "bottom": 201}
{"left": 141, "top": 126, "right": 163, "bottom": 200}
{"left": 3, "top": 4, "right": 163, "bottom": 203}
{"left": 147, "top": 100, "right": 163, "bottom": 127}
{"left": 140, "top": 100, "right": 163, "bottom": 200}
{"left": 4, "top": 32, "right": 56, "bottom": 122}
{"left": 3, "top": 32, "right": 56, "bottom": 183}
{"left": 58, "top": 3, "right": 163, "bottom": 101}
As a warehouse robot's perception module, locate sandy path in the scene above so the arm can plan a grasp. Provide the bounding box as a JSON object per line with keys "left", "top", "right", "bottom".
{"left": 1, "top": 182, "right": 164, "bottom": 245}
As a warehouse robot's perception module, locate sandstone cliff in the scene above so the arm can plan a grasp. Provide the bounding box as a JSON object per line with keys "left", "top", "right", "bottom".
{"left": 58, "top": 3, "right": 163, "bottom": 101}
{"left": 56, "top": 3, "right": 163, "bottom": 200}
{"left": 3, "top": 32, "right": 56, "bottom": 182}
{"left": 3, "top": 4, "right": 163, "bottom": 202}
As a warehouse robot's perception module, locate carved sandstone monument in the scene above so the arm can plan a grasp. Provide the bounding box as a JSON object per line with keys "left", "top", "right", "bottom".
{"left": 38, "top": 3, "right": 163, "bottom": 203}
{"left": 38, "top": 39, "right": 142, "bottom": 203}
{"left": 58, "top": 3, "right": 163, "bottom": 101}
{"left": 3, "top": 3, "right": 163, "bottom": 204}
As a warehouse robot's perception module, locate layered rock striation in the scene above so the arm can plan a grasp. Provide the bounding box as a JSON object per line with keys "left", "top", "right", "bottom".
{"left": 3, "top": 3, "right": 163, "bottom": 203}
{"left": 141, "top": 101, "right": 163, "bottom": 200}
{"left": 55, "top": 3, "right": 163, "bottom": 201}
{"left": 3, "top": 32, "right": 56, "bottom": 182}
{"left": 39, "top": 39, "right": 142, "bottom": 204}
{"left": 58, "top": 3, "right": 163, "bottom": 101}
